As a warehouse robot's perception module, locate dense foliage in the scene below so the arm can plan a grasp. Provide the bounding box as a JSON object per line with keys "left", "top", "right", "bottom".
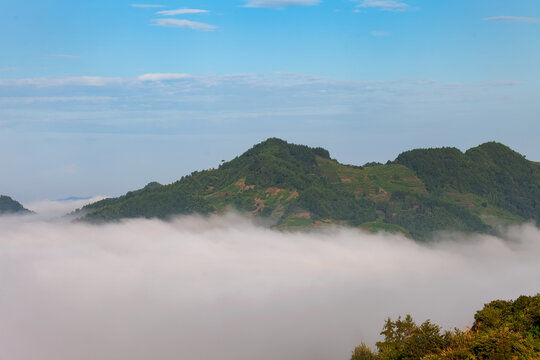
{"left": 77, "top": 138, "right": 539, "bottom": 240}
{"left": 396, "top": 142, "right": 540, "bottom": 224}
{"left": 351, "top": 294, "right": 540, "bottom": 359}
{"left": 296, "top": 186, "right": 377, "bottom": 223}
{"left": 0, "top": 195, "right": 30, "bottom": 214}
{"left": 380, "top": 191, "right": 490, "bottom": 241}
{"left": 221, "top": 137, "right": 330, "bottom": 190}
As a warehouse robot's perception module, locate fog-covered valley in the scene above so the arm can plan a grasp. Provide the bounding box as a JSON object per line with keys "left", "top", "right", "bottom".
{"left": 1, "top": 200, "right": 538, "bottom": 360}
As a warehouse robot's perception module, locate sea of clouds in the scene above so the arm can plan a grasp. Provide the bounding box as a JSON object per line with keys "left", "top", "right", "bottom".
{"left": 1, "top": 199, "right": 539, "bottom": 360}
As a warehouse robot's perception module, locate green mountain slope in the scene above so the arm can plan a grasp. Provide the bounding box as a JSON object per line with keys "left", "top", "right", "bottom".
{"left": 77, "top": 138, "right": 539, "bottom": 240}
{"left": 396, "top": 142, "right": 540, "bottom": 222}
{"left": 0, "top": 195, "right": 31, "bottom": 214}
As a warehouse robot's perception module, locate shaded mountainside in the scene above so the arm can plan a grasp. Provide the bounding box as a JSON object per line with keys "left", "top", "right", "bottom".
{"left": 0, "top": 195, "right": 31, "bottom": 214}
{"left": 351, "top": 294, "right": 540, "bottom": 360}
{"left": 77, "top": 138, "right": 539, "bottom": 240}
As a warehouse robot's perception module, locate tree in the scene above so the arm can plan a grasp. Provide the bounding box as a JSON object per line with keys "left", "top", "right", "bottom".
{"left": 350, "top": 343, "right": 378, "bottom": 360}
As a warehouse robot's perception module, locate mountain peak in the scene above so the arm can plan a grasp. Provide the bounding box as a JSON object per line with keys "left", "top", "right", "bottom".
{"left": 242, "top": 137, "right": 330, "bottom": 160}
{"left": 466, "top": 141, "right": 526, "bottom": 162}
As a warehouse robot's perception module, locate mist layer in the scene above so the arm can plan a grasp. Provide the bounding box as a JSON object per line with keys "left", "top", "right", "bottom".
{"left": 1, "top": 211, "right": 539, "bottom": 360}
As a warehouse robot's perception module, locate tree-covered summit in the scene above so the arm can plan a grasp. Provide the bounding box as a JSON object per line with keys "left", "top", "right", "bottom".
{"left": 395, "top": 141, "right": 540, "bottom": 222}
{"left": 76, "top": 138, "right": 539, "bottom": 240}
{"left": 212, "top": 137, "right": 331, "bottom": 190}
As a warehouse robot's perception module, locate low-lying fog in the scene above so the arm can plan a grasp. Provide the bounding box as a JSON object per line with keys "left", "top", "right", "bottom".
{"left": 1, "top": 200, "right": 539, "bottom": 360}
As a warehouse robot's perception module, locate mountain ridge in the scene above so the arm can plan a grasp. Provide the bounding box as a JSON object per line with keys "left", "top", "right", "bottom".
{"left": 0, "top": 195, "right": 32, "bottom": 215}
{"left": 76, "top": 138, "right": 539, "bottom": 240}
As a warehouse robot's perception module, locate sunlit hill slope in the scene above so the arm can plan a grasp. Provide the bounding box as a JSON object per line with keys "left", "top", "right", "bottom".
{"left": 77, "top": 138, "right": 540, "bottom": 240}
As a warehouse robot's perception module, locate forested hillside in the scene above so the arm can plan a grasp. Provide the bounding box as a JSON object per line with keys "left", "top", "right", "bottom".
{"left": 351, "top": 294, "right": 540, "bottom": 359}
{"left": 396, "top": 142, "right": 540, "bottom": 223}
{"left": 76, "top": 138, "right": 539, "bottom": 240}
{"left": 0, "top": 195, "right": 31, "bottom": 215}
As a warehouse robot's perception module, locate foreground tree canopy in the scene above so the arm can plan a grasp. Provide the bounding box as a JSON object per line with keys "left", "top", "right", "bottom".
{"left": 351, "top": 294, "right": 540, "bottom": 360}
{"left": 76, "top": 138, "right": 540, "bottom": 241}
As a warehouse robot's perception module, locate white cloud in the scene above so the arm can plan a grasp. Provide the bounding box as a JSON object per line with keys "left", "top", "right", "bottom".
{"left": 23, "top": 197, "right": 107, "bottom": 221}
{"left": 138, "top": 73, "right": 192, "bottom": 81}
{"left": 0, "top": 212, "right": 539, "bottom": 360}
{"left": 156, "top": 8, "right": 209, "bottom": 16}
{"left": 371, "top": 30, "right": 391, "bottom": 37}
{"left": 357, "top": 0, "right": 409, "bottom": 11}
{"left": 483, "top": 16, "right": 540, "bottom": 24}
{"left": 47, "top": 54, "right": 81, "bottom": 59}
{"left": 151, "top": 18, "right": 217, "bottom": 31}
{"left": 131, "top": 4, "right": 166, "bottom": 8}
{"left": 0, "top": 67, "right": 18, "bottom": 72}
{"left": 244, "top": 0, "right": 320, "bottom": 8}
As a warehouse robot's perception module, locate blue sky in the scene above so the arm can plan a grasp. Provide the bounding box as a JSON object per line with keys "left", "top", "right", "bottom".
{"left": 0, "top": 0, "right": 539, "bottom": 201}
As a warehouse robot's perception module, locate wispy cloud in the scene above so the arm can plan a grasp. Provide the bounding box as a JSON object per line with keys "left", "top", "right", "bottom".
{"left": 131, "top": 4, "right": 166, "bottom": 8}
{"left": 0, "top": 76, "right": 125, "bottom": 87}
{"left": 47, "top": 54, "right": 81, "bottom": 59}
{"left": 156, "top": 9, "right": 209, "bottom": 16}
{"left": 0, "top": 74, "right": 194, "bottom": 87}
{"left": 0, "top": 73, "right": 534, "bottom": 177}
{"left": 371, "top": 30, "right": 391, "bottom": 37}
{"left": 483, "top": 16, "right": 540, "bottom": 24}
{"left": 244, "top": 0, "right": 320, "bottom": 8}
{"left": 357, "top": 0, "right": 409, "bottom": 12}
{"left": 0, "top": 67, "right": 18, "bottom": 72}
{"left": 0, "top": 96, "right": 116, "bottom": 105}
{"left": 151, "top": 18, "right": 217, "bottom": 31}
{"left": 138, "top": 73, "right": 192, "bottom": 81}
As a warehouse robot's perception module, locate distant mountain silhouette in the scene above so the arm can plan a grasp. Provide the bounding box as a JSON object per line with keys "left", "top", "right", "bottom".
{"left": 0, "top": 195, "right": 31, "bottom": 215}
